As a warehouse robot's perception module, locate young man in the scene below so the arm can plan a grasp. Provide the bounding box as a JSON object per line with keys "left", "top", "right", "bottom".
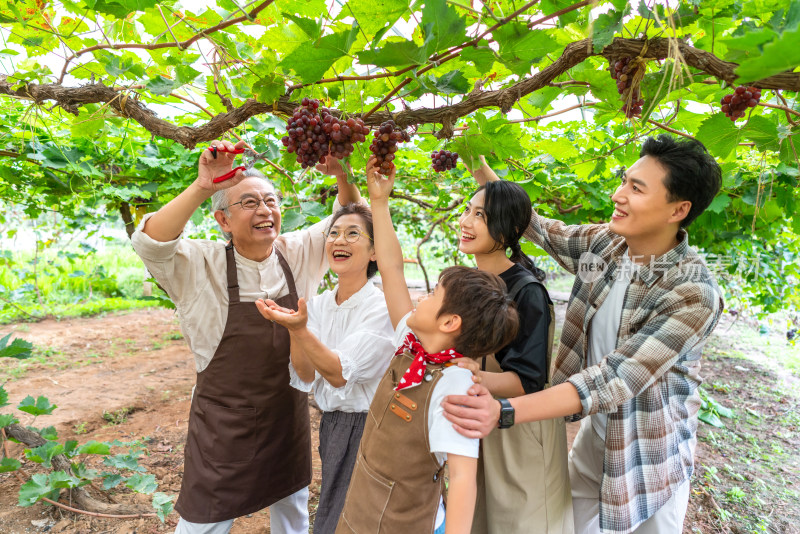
{"left": 442, "top": 135, "right": 724, "bottom": 534}
{"left": 131, "top": 139, "right": 359, "bottom": 534}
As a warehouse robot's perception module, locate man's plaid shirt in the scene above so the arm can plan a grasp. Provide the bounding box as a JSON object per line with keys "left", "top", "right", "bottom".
{"left": 525, "top": 213, "right": 723, "bottom": 534}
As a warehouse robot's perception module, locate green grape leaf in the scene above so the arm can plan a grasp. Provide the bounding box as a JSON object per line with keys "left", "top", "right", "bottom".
{"left": 707, "top": 194, "right": 731, "bottom": 214}
{"left": 0, "top": 413, "right": 18, "bottom": 427}
{"left": 126, "top": 473, "right": 158, "bottom": 494}
{"left": 49, "top": 470, "right": 82, "bottom": 489}
{"left": 19, "top": 473, "right": 58, "bottom": 507}
{"left": 741, "top": 115, "right": 780, "bottom": 152}
{"left": 17, "top": 395, "right": 57, "bottom": 416}
{"left": 152, "top": 492, "right": 175, "bottom": 522}
{"left": 0, "top": 384, "right": 8, "bottom": 408}
{"left": 357, "top": 41, "right": 428, "bottom": 68}
{"left": 735, "top": 26, "right": 800, "bottom": 82}
{"left": 0, "top": 333, "right": 34, "bottom": 359}
{"left": 281, "top": 209, "right": 307, "bottom": 232}
{"left": 0, "top": 457, "right": 21, "bottom": 473}
{"left": 279, "top": 23, "right": 360, "bottom": 83}
{"left": 420, "top": 0, "right": 469, "bottom": 53}
{"left": 71, "top": 462, "right": 100, "bottom": 481}
{"left": 102, "top": 473, "right": 125, "bottom": 489}
{"left": 25, "top": 441, "right": 64, "bottom": 468}
{"left": 592, "top": 9, "right": 626, "bottom": 53}
{"left": 695, "top": 113, "right": 741, "bottom": 160}
{"left": 103, "top": 451, "right": 145, "bottom": 471}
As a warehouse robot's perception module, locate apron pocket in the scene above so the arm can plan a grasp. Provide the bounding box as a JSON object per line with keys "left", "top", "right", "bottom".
{"left": 198, "top": 400, "right": 256, "bottom": 464}
{"left": 340, "top": 454, "right": 394, "bottom": 532}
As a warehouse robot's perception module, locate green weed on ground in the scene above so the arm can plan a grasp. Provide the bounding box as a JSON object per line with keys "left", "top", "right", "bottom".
{"left": 689, "top": 315, "right": 800, "bottom": 534}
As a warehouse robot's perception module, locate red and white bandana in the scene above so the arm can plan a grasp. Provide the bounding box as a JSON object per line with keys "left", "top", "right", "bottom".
{"left": 394, "top": 333, "right": 463, "bottom": 391}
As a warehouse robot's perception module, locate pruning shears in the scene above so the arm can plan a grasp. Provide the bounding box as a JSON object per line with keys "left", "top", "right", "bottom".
{"left": 207, "top": 145, "right": 260, "bottom": 183}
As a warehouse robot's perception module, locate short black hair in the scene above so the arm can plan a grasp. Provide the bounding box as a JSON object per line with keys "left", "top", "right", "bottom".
{"left": 437, "top": 266, "right": 519, "bottom": 357}
{"left": 328, "top": 203, "right": 378, "bottom": 278}
{"left": 639, "top": 134, "right": 722, "bottom": 228}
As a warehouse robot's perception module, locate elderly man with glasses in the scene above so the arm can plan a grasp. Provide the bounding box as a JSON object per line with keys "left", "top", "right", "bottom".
{"left": 131, "top": 139, "right": 360, "bottom": 534}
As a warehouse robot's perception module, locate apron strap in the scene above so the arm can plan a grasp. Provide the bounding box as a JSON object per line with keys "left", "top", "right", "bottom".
{"left": 225, "top": 241, "right": 240, "bottom": 304}
{"left": 273, "top": 246, "right": 299, "bottom": 300}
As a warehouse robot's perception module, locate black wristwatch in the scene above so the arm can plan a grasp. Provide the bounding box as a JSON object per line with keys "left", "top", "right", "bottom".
{"left": 498, "top": 398, "right": 515, "bottom": 429}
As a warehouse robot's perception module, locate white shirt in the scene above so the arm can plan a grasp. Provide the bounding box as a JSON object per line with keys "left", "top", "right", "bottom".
{"left": 392, "top": 313, "right": 479, "bottom": 528}
{"left": 288, "top": 280, "right": 395, "bottom": 412}
{"left": 131, "top": 206, "right": 338, "bottom": 373}
{"left": 587, "top": 250, "right": 639, "bottom": 439}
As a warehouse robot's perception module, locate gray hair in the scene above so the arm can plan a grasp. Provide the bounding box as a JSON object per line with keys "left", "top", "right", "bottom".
{"left": 210, "top": 168, "right": 277, "bottom": 241}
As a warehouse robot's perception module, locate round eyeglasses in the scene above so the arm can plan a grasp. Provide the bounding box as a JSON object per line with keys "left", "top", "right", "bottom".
{"left": 224, "top": 196, "right": 281, "bottom": 210}
{"left": 323, "top": 226, "right": 373, "bottom": 243}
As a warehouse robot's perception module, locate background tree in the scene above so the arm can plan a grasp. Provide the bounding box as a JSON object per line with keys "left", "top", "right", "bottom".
{"left": 0, "top": 0, "right": 798, "bottom": 314}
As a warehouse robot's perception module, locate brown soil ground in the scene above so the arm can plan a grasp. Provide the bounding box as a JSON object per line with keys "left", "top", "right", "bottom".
{"left": 1, "top": 304, "right": 798, "bottom": 533}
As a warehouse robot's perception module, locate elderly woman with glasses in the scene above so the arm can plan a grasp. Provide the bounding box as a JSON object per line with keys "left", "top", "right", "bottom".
{"left": 257, "top": 202, "right": 395, "bottom": 534}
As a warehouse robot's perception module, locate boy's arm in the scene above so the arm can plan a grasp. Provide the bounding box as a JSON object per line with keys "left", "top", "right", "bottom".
{"left": 444, "top": 454, "right": 478, "bottom": 534}
{"left": 366, "top": 156, "right": 413, "bottom": 328}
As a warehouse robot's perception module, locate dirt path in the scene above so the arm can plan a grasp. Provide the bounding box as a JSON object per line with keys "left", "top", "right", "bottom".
{"left": 1, "top": 307, "right": 798, "bottom": 533}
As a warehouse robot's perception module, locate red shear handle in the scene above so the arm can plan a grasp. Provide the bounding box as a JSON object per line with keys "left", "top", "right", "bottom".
{"left": 212, "top": 165, "right": 246, "bottom": 183}
{"left": 207, "top": 145, "right": 245, "bottom": 156}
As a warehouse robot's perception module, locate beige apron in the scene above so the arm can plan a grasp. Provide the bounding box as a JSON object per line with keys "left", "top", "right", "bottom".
{"left": 472, "top": 280, "right": 574, "bottom": 534}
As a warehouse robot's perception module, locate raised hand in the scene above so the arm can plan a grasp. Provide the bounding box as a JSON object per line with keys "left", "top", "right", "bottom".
{"left": 315, "top": 155, "right": 349, "bottom": 179}
{"left": 366, "top": 155, "right": 395, "bottom": 204}
{"left": 195, "top": 139, "right": 248, "bottom": 192}
{"left": 462, "top": 155, "right": 499, "bottom": 186}
{"left": 255, "top": 298, "right": 309, "bottom": 331}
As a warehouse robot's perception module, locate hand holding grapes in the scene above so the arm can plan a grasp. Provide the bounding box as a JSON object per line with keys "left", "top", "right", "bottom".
{"left": 366, "top": 155, "right": 395, "bottom": 204}
{"left": 196, "top": 139, "right": 248, "bottom": 193}
{"left": 316, "top": 155, "right": 349, "bottom": 179}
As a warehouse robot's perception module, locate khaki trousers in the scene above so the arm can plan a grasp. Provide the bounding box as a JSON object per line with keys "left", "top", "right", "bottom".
{"left": 471, "top": 416, "right": 574, "bottom": 534}
{"left": 568, "top": 417, "right": 690, "bottom": 534}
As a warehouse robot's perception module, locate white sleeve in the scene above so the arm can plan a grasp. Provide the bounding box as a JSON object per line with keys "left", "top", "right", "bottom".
{"left": 130, "top": 213, "right": 217, "bottom": 309}
{"left": 392, "top": 312, "right": 413, "bottom": 348}
{"left": 428, "top": 367, "right": 480, "bottom": 462}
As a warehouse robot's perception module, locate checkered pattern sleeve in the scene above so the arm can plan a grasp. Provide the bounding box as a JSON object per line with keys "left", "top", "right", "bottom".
{"left": 568, "top": 279, "right": 722, "bottom": 416}
{"left": 523, "top": 211, "right": 609, "bottom": 275}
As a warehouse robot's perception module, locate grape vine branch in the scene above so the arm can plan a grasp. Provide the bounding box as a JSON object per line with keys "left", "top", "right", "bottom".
{"left": 2, "top": 38, "right": 800, "bottom": 149}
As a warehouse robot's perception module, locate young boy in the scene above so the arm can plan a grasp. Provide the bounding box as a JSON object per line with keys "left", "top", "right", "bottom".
{"left": 333, "top": 157, "right": 519, "bottom": 534}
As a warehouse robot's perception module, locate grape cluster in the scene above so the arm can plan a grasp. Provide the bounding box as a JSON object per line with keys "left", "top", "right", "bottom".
{"left": 281, "top": 97, "right": 370, "bottom": 168}
{"left": 369, "top": 120, "right": 409, "bottom": 172}
{"left": 720, "top": 86, "right": 761, "bottom": 121}
{"left": 431, "top": 150, "right": 458, "bottom": 172}
{"left": 282, "top": 98, "right": 327, "bottom": 168}
{"left": 610, "top": 57, "right": 645, "bottom": 117}
{"left": 323, "top": 114, "right": 370, "bottom": 159}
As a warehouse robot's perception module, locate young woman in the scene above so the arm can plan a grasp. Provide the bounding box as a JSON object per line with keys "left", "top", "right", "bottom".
{"left": 455, "top": 175, "right": 574, "bottom": 534}
{"left": 257, "top": 201, "right": 395, "bottom": 534}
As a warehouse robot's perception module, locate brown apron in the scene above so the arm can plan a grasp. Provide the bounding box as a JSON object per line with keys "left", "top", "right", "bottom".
{"left": 175, "top": 243, "right": 312, "bottom": 524}
{"left": 336, "top": 351, "right": 446, "bottom": 534}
